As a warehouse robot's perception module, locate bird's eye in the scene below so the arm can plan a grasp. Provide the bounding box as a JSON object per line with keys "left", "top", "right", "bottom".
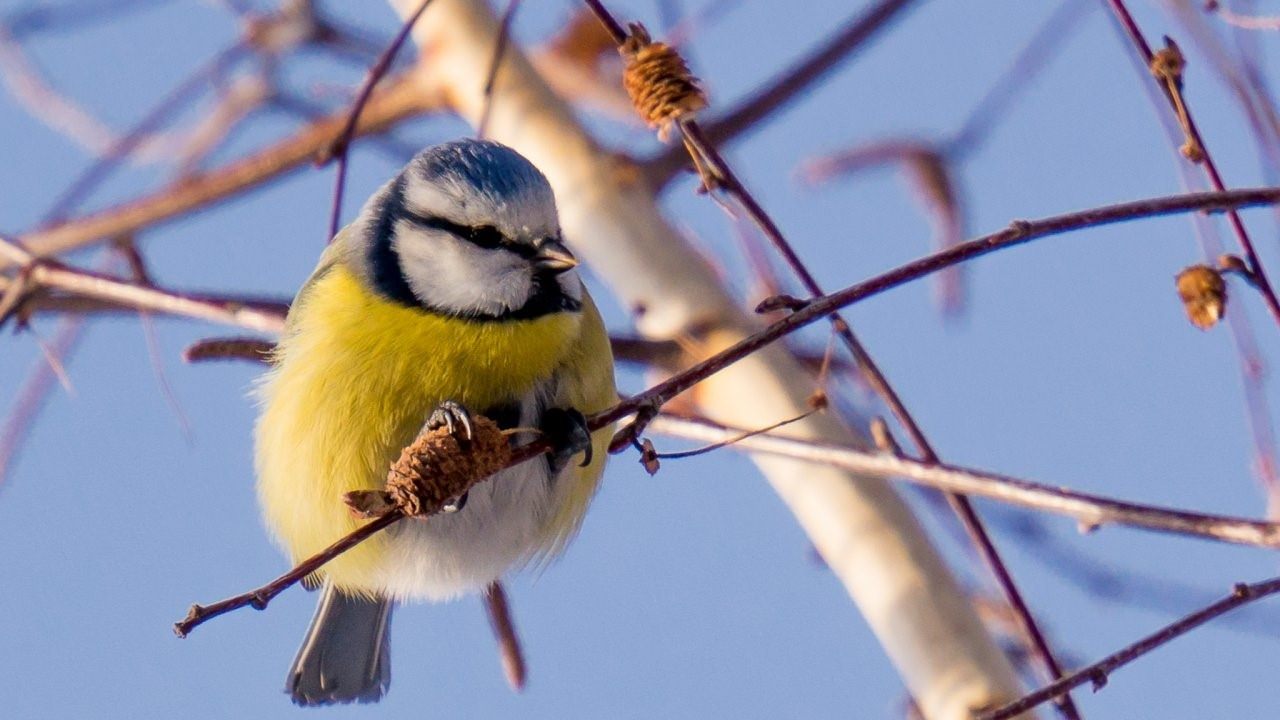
{"left": 467, "top": 225, "right": 506, "bottom": 250}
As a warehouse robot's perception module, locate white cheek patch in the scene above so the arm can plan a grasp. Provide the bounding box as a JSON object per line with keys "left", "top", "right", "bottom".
{"left": 392, "top": 222, "right": 533, "bottom": 316}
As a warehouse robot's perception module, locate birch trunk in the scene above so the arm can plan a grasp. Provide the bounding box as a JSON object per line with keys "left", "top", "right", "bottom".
{"left": 388, "top": 2, "right": 1029, "bottom": 716}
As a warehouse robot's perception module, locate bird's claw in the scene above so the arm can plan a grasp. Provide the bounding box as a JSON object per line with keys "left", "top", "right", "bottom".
{"left": 427, "top": 400, "right": 474, "bottom": 446}
{"left": 541, "top": 407, "right": 593, "bottom": 469}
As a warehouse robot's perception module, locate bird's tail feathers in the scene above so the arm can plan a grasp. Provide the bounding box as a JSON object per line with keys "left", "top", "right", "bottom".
{"left": 287, "top": 581, "right": 393, "bottom": 706}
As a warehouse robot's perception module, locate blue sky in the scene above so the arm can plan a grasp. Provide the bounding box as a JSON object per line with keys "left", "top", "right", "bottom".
{"left": 2, "top": 1, "right": 1279, "bottom": 718}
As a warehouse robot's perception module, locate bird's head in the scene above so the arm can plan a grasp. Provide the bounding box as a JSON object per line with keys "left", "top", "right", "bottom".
{"left": 350, "top": 139, "right": 582, "bottom": 320}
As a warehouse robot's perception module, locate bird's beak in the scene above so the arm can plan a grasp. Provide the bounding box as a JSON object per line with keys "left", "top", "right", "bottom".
{"left": 534, "top": 240, "right": 578, "bottom": 274}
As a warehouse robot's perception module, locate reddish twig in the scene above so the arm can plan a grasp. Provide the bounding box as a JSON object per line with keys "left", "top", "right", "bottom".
{"left": 8, "top": 71, "right": 431, "bottom": 266}
{"left": 978, "top": 577, "right": 1280, "bottom": 720}
{"left": 642, "top": 0, "right": 920, "bottom": 188}
{"left": 483, "top": 582, "right": 527, "bottom": 691}
{"left": 174, "top": 511, "right": 404, "bottom": 637}
{"left": 1106, "top": 0, "right": 1280, "bottom": 327}
{"left": 476, "top": 0, "right": 521, "bottom": 140}
{"left": 598, "top": 186, "right": 1280, "bottom": 437}
{"left": 182, "top": 336, "right": 276, "bottom": 364}
{"left": 41, "top": 42, "right": 247, "bottom": 224}
{"left": 1117, "top": 16, "right": 1280, "bottom": 507}
{"left": 0, "top": 239, "right": 287, "bottom": 334}
{"left": 0, "top": 313, "right": 87, "bottom": 491}
{"left": 590, "top": 5, "right": 1079, "bottom": 712}
{"left": 647, "top": 413, "right": 1280, "bottom": 548}
{"left": 325, "top": 0, "right": 433, "bottom": 242}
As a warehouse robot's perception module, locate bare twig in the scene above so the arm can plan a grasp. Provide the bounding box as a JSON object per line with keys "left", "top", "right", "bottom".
{"left": 647, "top": 413, "right": 1280, "bottom": 547}
{"left": 40, "top": 42, "right": 247, "bottom": 224}
{"left": 1106, "top": 0, "right": 1280, "bottom": 326}
{"left": 642, "top": 0, "right": 920, "bottom": 188}
{"left": 476, "top": 0, "right": 521, "bottom": 139}
{"left": 593, "top": 6, "right": 1077, "bottom": 711}
{"left": 9, "top": 72, "right": 434, "bottom": 267}
{"left": 599, "top": 185, "right": 1280, "bottom": 437}
{"left": 1116, "top": 9, "right": 1280, "bottom": 507}
{"left": 978, "top": 577, "right": 1280, "bottom": 719}
{"left": 173, "top": 511, "right": 404, "bottom": 637}
{"left": 483, "top": 582, "right": 527, "bottom": 691}
{"left": 182, "top": 336, "right": 276, "bottom": 364}
{"left": 325, "top": 0, "right": 433, "bottom": 242}
{"left": 0, "top": 313, "right": 86, "bottom": 490}
{"left": 0, "top": 239, "right": 287, "bottom": 333}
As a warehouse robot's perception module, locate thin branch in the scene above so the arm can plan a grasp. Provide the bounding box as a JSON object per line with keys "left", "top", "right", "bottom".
{"left": 326, "top": 0, "right": 433, "bottom": 242}
{"left": 595, "top": 185, "right": 1280, "bottom": 433}
{"left": 1106, "top": 0, "right": 1280, "bottom": 326}
{"left": 0, "top": 239, "right": 287, "bottom": 333}
{"left": 8, "top": 71, "right": 435, "bottom": 267}
{"left": 978, "top": 577, "right": 1280, "bottom": 719}
{"left": 1117, "top": 7, "right": 1280, "bottom": 507}
{"left": 592, "top": 4, "right": 1078, "bottom": 710}
{"left": 483, "top": 582, "right": 527, "bottom": 691}
{"left": 642, "top": 0, "right": 920, "bottom": 189}
{"left": 647, "top": 414, "right": 1280, "bottom": 548}
{"left": 476, "top": 0, "right": 521, "bottom": 140}
{"left": 173, "top": 511, "right": 403, "bottom": 637}
{"left": 0, "top": 313, "right": 86, "bottom": 490}
{"left": 182, "top": 336, "right": 276, "bottom": 364}
{"left": 40, "top": 42, "right": 247, "bottom": 224}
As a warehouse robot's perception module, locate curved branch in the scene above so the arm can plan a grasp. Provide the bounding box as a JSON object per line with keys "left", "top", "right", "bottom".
{"left": 648, "top": 414, "right": 1280, "bottom": 548}
{"left": 7, "top": 72, "right": 438, "bottom": 268}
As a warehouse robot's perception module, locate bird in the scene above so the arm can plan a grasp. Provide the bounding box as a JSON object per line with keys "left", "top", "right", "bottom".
{"left": 253, "top": 139, "right": 616, "bottom": 705}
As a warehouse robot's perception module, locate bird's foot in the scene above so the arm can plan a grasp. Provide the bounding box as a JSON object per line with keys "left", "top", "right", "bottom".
{"left": 427, "top": 400, "right": 474, "bottom": 445}
{"left": 541, "top": 407, "right": 593, "bottom": 469}
{"left": 428, "top": 400, "right": 474, "bottom": 513}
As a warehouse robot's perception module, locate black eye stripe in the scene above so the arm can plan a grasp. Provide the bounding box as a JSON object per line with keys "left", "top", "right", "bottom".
{"left": 399, "top": 210, "right": 538, "bottom": 259}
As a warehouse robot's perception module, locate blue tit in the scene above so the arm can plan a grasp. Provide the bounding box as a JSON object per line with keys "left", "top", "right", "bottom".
{"left": 254, "top": 139, "right": 616, "bottom": 705}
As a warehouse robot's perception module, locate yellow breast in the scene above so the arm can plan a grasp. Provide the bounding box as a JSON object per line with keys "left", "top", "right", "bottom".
{"left": 254, "top": 266, "right": 580, "bottom": 588}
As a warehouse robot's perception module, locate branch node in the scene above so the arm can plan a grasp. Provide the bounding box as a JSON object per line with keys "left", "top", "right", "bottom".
{"left": 1006, "top": 219, "right": 1032, "bottom": 237}
{"left": 608, "top": 403, "right": 659, "bottom": 454}
{"left": 1088, "top": 668, "right": 1109, "bottom": 691}
{"left": 173, "top": 604, "right": 203, "bottom": 638}
{"left": 754, "top": 293, "right": 810, "bottom": 314}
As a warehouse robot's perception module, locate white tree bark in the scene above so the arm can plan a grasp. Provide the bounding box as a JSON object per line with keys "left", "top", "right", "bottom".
{"left": 389, "top": 1, "right": 1028, "bottom": 716}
